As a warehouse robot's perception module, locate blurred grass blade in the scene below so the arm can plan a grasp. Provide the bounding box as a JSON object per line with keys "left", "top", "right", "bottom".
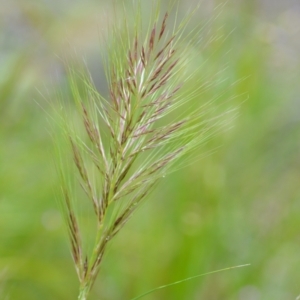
{"left": 130, "top": 264, "right": 251, "bottom": 300}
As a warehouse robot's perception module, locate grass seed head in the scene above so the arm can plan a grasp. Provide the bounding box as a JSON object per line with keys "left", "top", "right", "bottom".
{"left": 54, "top": 2, "right": 237, "bottom": 298}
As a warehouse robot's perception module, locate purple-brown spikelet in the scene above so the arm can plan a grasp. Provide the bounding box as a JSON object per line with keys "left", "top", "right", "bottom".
{"left": 63, "top": 188, "right": 83, "bottom": 278}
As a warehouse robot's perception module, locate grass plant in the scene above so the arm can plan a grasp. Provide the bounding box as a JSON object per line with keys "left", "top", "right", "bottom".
{"left": 54, "top": 2, "right": 237, "bottom": 299}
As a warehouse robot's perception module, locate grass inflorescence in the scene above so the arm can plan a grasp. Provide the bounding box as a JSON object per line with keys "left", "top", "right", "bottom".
{"left": 54, "top": 2, "right": 237, "bottom": 299}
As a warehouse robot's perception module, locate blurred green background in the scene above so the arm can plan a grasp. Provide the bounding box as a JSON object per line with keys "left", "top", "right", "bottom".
{"left": 1, "top": 0, "right": 300, "bottom": 299}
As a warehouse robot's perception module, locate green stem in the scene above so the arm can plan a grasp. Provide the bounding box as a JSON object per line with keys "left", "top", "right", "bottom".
{"left": 78, "top": 282, "right": 91, "bottom": 300}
